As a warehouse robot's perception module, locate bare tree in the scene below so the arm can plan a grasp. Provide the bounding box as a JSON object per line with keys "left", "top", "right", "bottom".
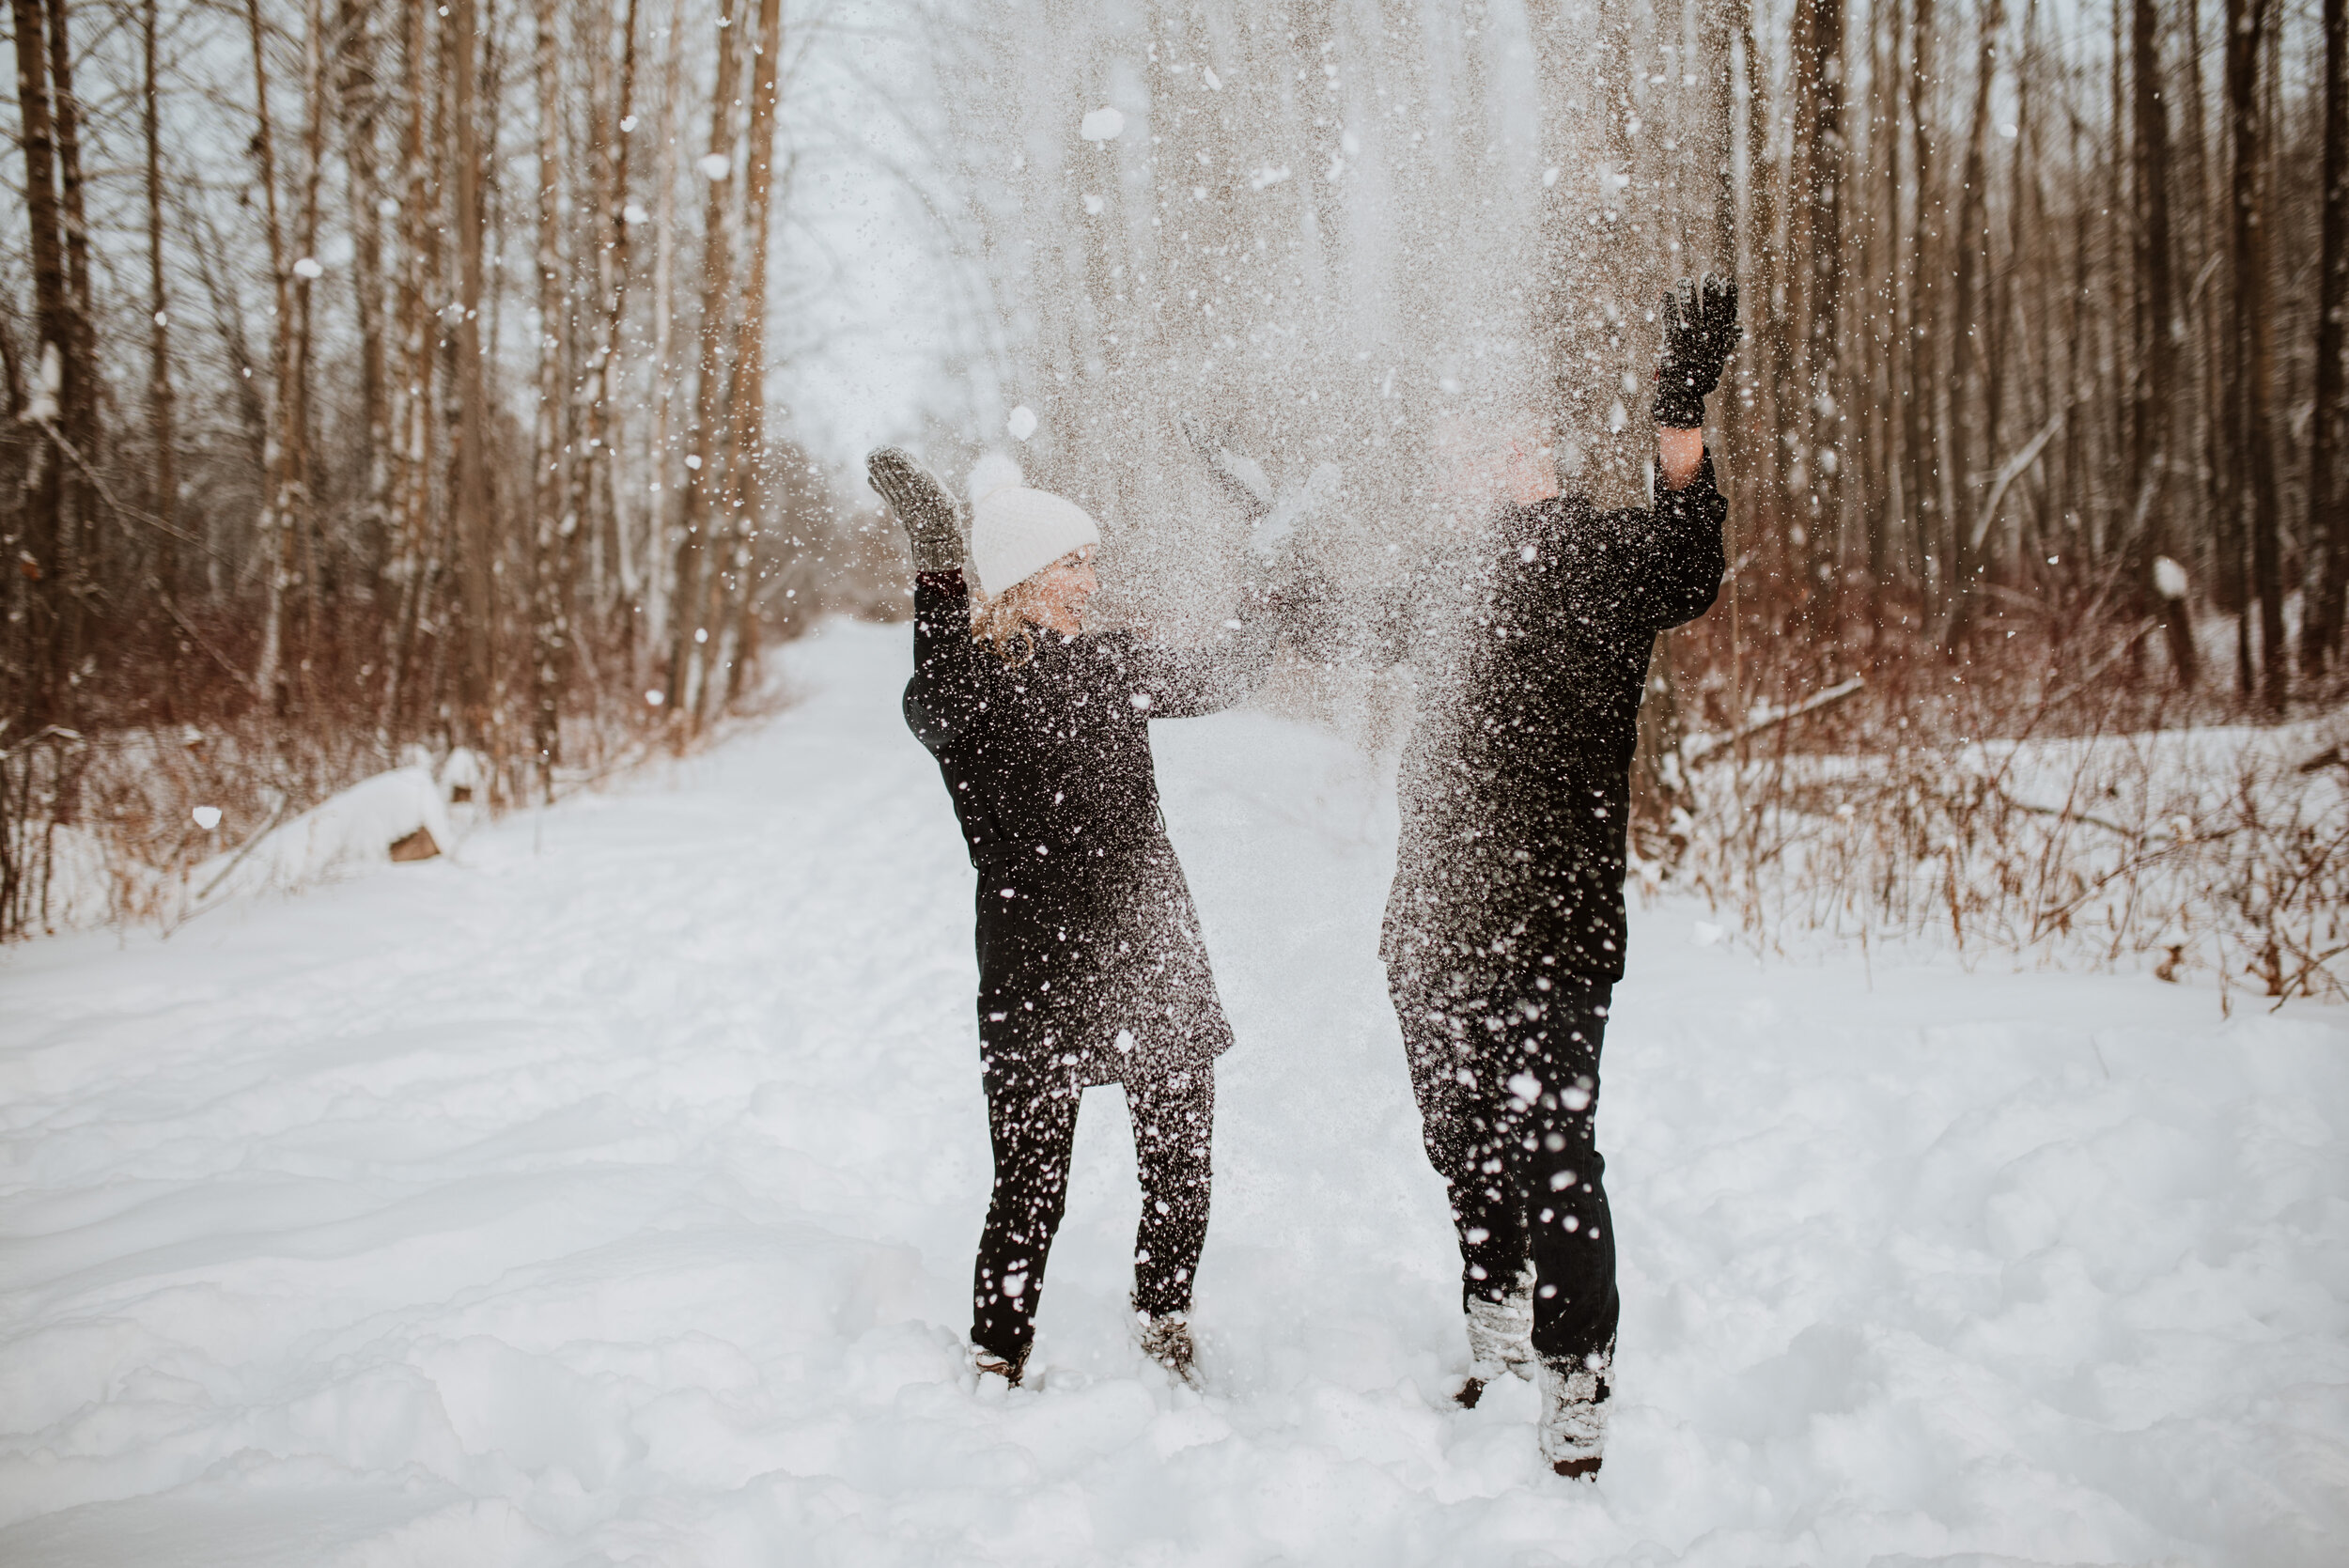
{"left": 450, "top": 0, "right": 497, "bottom": 753}
{"left": 665, "top": 0, "right": 746, "bottom": 721}
{"left": 2224, "top": 0, "right": 2283, "bottom": 711}
{"left": 246, "top": 0, "right": 301, "bottom": 710}
{"left": 8, "top": 0, "right": 77, "bottom": 729}
{"left": 2310, "top": 0, "right": 2349, "bottom": 671}
{"left": 527, "top": 0, "right": 569, "bottom": 790}
{"left": 144, "top": 0, "right": 178, "bottom": 608}
{"left": 2129, "top": 0, "right": 2191, "bottom": 683}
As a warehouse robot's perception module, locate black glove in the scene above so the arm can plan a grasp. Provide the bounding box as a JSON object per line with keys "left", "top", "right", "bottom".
{"left": 866, "top": 447, "right": 962, "bottom": 574}
{"left": 1651, "top": 272, "right": 1739, "bottom": 429}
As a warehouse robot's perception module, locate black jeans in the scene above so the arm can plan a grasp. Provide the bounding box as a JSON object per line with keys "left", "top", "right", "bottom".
{"left": 972, "top": 1062, "right": 1215, "bottom": 1369}
{"left": 1389, "top": 964, "right": 1617, "bottom": 1365}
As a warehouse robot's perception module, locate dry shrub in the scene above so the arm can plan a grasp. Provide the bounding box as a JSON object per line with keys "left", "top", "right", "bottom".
{"left": 1669, "top": 666, "right": 2349, "bottom": 1006}
{"left": 0, "top": 629, "right": 807, "bottom": 940}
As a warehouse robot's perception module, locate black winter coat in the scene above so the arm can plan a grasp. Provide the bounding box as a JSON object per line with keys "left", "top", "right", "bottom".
{"left": 906, "top": 573, "right": 1276, "bottom": 1089}
{"left": 1383, "top": 457, "right": 1726, "bottom": 986}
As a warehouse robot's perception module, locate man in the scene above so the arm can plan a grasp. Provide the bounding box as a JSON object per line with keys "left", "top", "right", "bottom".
{"left": 1382, "top": 276, "right": 1738, "bottom": 1478}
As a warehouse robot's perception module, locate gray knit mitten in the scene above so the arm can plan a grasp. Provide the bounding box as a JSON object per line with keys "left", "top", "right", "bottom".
{"left": 866, "top": 447, "right": 963, "bottom": 574}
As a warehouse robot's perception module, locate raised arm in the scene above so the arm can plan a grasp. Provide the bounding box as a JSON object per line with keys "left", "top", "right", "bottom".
{"left": 869, "top": 447, "right": 988, "bottom": 751}
{"left": 1601, "top": 271, "right": 1739, "bottom": 629}
{"left": 1569, "top": 455, "right": 1729, "bottom": 631}
{"left": 1116, "top": 609, "right": 1282, "bottom": 720}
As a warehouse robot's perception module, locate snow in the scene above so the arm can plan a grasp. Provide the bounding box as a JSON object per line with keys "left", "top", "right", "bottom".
{"left": 184, "top": 766, "right": 456, "bottom": 908}
{"left": 3, "top": 619, "right": 2343, "bottom": 1565}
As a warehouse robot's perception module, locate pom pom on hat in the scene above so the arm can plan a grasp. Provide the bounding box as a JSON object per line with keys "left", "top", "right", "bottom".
{"left": 966, "top": 454, "right": 1100, "bottom": 599}
{"left": 967, "top": 452, "right": 1026, "bottom": 506}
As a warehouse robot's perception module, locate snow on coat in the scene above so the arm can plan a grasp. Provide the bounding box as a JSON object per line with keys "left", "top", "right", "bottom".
{"left": 904, "top": 574, "right": 1276, "bottom": 1088}
{"left": 1383, "top": 457, "right": 1727, "bottom": 986}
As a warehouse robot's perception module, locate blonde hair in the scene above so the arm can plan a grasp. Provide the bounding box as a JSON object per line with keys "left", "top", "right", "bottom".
{"left": 970, "top": 574, "right": 1056, "bottom": 665}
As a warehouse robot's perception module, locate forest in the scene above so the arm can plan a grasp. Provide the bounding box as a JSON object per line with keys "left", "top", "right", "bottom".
{"left": 3, "top": 0, "right": 2344, "bottom": 969}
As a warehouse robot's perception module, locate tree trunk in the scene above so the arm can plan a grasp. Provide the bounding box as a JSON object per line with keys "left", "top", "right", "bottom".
{"left": 708, "top": 0, "right": 784, "bottom": 717}
{"left": 2309, "top": 0, "right": 2349, "bottom": 672}
{"left": 450, "top": 0, "right": 496, "bottom": 748}
{"left": 1938, "top": 0, "right": 2004, "bottom": 649}
{"left": 1905, "top": 0, "right": 1941, "bottom": 613}
{"left": 664, "top": 0, "right": 746, "bottom": 721}
{"left": 2130, "top": 0, "right": 2194, "bottom": 685}
{"left": 8, "top": 0, "right": 74, "bottom": 730}
{"left": 143, "top": 0, "right": 178, "bottom": 609}
{"left": 338, "top": 0, "right": 392, "bottom": 597}
{"left": 528, "top": 0, "right": 568, "bottom": 793}
{"left": 2225, "top": 0, "right": 2283, "bottom": 711}
{"left": 381, "top": 0, "right": 438, "bottom": 735}
{"left": 291, "top": 0, "right": 327, "bottom": 705}
{"left": 642, "top": 0, "right": 686, "bottom": 675}
{"left": 584, "top": 0, "right": 642, "bottom": 627}
{"left": 43, "top": 0, "right": 97, "bottom": 686}
{"left": 246, "top": 0, "right": 300, "bottom": 712}
{"left": 1788, "top": 0, "right": 1847, "bottom": 640}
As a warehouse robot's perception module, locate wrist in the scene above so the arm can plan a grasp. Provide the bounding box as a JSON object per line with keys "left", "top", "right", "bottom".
{"left": 1657, "top": 427, "right": 1704, "bottom": 489}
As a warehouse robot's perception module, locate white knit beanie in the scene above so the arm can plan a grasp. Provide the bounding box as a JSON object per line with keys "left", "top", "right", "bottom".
{"left": 966, "top": 454, "right": 1100, "bottom": 599}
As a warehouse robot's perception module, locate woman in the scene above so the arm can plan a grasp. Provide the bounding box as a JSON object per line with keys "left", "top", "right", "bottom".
{"left": 867, "top": 447, "right": 1278, "bottom": 1389}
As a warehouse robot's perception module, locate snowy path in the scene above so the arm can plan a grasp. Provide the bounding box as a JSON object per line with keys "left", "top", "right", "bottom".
{"left": 3, "top": 623, "right": 2344, "bottom": 1567}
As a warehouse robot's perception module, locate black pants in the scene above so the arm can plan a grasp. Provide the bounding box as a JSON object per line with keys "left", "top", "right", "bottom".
{"left": 1389, "top": 963, "right": 1617, "bottom": 1365}
{"left": 972, "top": 1061, "right": 1215, "bottom": 1369}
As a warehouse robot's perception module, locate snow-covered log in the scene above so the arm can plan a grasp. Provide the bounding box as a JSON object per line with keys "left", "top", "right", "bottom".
{"left": 186, "top": 767, "right": 456, "bottom": 908}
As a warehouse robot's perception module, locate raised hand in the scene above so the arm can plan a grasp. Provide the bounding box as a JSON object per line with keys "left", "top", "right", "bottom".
{"left": 1179, "top": 414, "right": 1276, "bottom": 522}
{"left": 866, "top": 447, "right": 963, "bottom": 574}
{"left": 1651, "top": 272, "right": 1740, "bottom": 430}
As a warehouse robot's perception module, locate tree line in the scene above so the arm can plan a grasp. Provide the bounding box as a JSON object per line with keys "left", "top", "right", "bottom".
{"left": 4, "top": 0, "right": 2345, "bottom": 939}
{"left": 2, "top": 0, "right": 888, "bottom": 936}
{"left": 915, "top": 0, "right": 2344, "bottom": 711}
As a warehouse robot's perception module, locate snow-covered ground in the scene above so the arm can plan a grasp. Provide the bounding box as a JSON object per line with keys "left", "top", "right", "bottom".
{"left": 2, "top": 621, "right": 2343, "bottom": 1566}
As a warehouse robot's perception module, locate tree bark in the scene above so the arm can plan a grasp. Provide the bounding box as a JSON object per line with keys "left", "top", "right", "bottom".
{"left": 8, "top": 0, "right": 73, "bottom": 729}
{"left": 2130, "top": 0, "right": 2194, "bottom": 685}
{"left": 144, "top": 0, "right": 178, "bottom": 608}
{"left": 664, "top": 0, "right": 746, "bottom": 720}
{"left": 528, "top": 0, "right": 568, "bottom": 792}
{"left": 1788, "top": 0, "right": 1847, "bottom": 638}
{"left": 708, "top": 0, "right": 784, "bottom": 717}
{"left": 584, "top": 0, "right": 642, "bottom": 625}
{"left": 381, "top": 0, "right": 439, "bottom": 735}
{"left": 246, "top": 0, "right": 301, "bottom": 712}
{"left": 338, "top": 0, "right": 392, "bottom": 596}
{"left": 450, "top": 0, "right": 496, "bottom": 748}
{"left": 2224, "top": 0, "right": 2283, "bottom": 710}
{"left": 2309, "top": 0, "right": 2349, "bottom": 672}
{"left": 642, "top": 0, "right": 687, "bottom": 673}
{"left": 1938, "top": 0, "right": 2004, "bottom": 649}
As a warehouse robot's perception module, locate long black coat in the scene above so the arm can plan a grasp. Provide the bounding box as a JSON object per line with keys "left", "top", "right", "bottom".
{"left": 906, "top": 573, "right": 1275, "bottom": 1089}
{"left": 1383, "top": 458, "right": 1726, "bottom": 987}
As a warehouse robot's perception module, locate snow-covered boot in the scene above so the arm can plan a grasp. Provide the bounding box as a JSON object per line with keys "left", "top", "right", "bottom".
{"left": 972, "top": 1344, "right": 1027, "bottom": 1389}
{"left": 1455, "top": 1266, "right": 1536, "bottom": 1407}
{"left": 1536, "top": 1350, "right": 1612, "bottom": 1479}
{"left": 1137, "top": 1311, "right": 1201, "bottom": 1388}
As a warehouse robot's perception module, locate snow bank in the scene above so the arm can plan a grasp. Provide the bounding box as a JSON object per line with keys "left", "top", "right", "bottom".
{"left": 0, "top": 621, "right": 2341, "bottom": 1566}
{"left": 185, "top": 765, "right": 456, "bottom": 908}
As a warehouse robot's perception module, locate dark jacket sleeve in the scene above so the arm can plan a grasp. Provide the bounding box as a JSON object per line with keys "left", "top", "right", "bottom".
{"left": 1116, "top": 607, "right": 1281, "bottom": 720}
{"left": 904, "top": 571, "right": 985, "bottom": 752}
{"left": 1572, "top": 452, "right": 1729, "bottom": 632}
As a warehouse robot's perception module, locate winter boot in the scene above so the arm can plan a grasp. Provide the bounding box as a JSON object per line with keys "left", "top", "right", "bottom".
{"left": 1536, "top": 1350, "right": 1612, "bottom": 1479}
{"left": 972, "top": 1343, "right": 1027, "bottom": 1389}
{"left": 1137, "top": 1310, "right": 1201, "bottom": 1388}
{"left": 1455, "top": 1265, "right": 1536, "bottom": 1408}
